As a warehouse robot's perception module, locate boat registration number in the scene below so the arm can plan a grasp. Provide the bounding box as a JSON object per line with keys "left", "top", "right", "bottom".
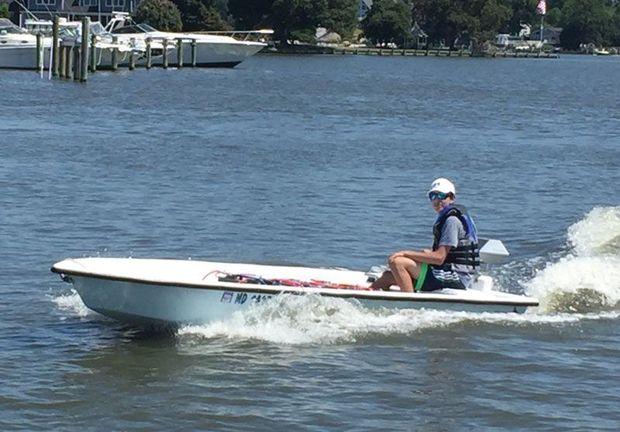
{"left": 220, "top": 291, "right": 273, "bottom": 305}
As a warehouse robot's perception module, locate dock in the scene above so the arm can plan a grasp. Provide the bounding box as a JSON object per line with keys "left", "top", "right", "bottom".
{"left": 39, "top": 17, "right": 209, "bottom": 83}
{"left": 333, "top": 47, "right": 558, "bottom": 58}
{"left": 270, "top": 45, "right": 559, "bottom": 59}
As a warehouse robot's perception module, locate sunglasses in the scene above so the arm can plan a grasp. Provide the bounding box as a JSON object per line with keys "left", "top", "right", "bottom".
{"left": 428, "top": 191, "right": 449, "bottom": 201}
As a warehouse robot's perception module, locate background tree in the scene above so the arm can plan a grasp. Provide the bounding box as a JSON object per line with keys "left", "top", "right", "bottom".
{"left": 134, "top": 0, "right": 183, "bottom": 31}
{"left": 0, "top": 3, "right": 9, "bottom": 19}
{"left": 612, "top": 4, "right": 620, "bottom": 46}
{"left": 412, "top": 0, "right": 454, "bottom": 46}
{"left": 477, "top": 0, "right": 512, "bottom": 41}
{"left": 228, "top": 0, "right": 273, "bottom": 29}
{"left": 271, "top": 0, "right": 328, "bottom": 43}
{"left": 322, "top": 0, "right": 359, "bottom": 38}
{"left": 559, "top": 0, "right": 614, "bottom": 49}
{"left": 504, "top": 0, "right": 536, "bottom": 35}
{"left": 413, "top": 0, "right": 510, "bottom": 48}
{"left": 362, "top": 0, "right": 412, "bottom": 46}
{"left": 173, "top": 0, "right": 232, "bottom": 31}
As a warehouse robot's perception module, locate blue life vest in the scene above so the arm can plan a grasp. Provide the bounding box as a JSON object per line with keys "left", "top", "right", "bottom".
{"left": 432, "top": 204, "right": 480, "bottom": 268}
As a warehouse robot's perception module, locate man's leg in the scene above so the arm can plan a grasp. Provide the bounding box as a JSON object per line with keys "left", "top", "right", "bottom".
{"left": 370, "top": 271, "right": 396, "bottom": 291}
{"left": 389, "top": 256, "right": 421, "bottom": 293}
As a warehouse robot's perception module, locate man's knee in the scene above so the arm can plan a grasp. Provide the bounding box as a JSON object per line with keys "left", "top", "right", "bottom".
{"left": 389, "top": 256, "right": 412, "bottom": 268}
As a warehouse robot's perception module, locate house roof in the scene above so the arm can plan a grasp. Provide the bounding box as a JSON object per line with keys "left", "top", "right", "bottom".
{"left": 411, "top": 21, "right": 428, "bottom": 38}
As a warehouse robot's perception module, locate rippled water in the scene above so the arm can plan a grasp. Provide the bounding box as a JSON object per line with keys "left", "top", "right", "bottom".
{"left": 1, "top": 54, "right": 619, "bottom": 430}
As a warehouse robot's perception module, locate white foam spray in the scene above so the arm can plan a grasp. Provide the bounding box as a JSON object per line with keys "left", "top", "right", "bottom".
{"left": 526, "top": 206, "right": 620, "bottom": 313}
{"left": 50, "top": 289, "right": 94, "bottom": 318}
{"left": 177, "top": 293, "right": 619, "bottom": 345}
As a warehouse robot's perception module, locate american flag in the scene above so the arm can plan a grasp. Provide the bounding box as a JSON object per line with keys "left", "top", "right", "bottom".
{"left": 536, "top": 0, "right": 547, "bottom": 15}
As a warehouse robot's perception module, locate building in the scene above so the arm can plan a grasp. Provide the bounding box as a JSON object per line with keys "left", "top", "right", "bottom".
{"left": 358, "top": 0, "right": 372, "bottom": 21}
{"left": 530, "top": 26, "right": 563, "bottom": 45}
{"left": 13, "top": 0, "right": 137, "bottom": 25}
{"left": 410, "top": 21, "right": 427, "bottom": 48}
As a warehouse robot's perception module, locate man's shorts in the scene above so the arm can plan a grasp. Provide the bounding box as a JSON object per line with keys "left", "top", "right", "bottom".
{"left": 415, "top": 263, "right": 466, "bottom": 292}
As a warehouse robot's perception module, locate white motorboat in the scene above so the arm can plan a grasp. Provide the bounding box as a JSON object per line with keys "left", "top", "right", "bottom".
{"left": 51, "top": 251, "right": 539, "bottom": 327}
{"left": 105, "top": 14, "right": 268, "bottom": 68}
{"left": 0, "top": 18, "right": 145, "bottom": 70}
{"left": 0, "top": 18, "right": 50, "bottom": 69}
{"left": 58, "top": 20, "right": 152, "bottom": 69}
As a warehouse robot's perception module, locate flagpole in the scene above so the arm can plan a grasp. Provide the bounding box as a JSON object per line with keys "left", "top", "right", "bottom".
{"left": 536, "top": 0, "right": 546, "bottom": 52}
{"left": 540, "top": 14, "right": 544, "bottom": 52}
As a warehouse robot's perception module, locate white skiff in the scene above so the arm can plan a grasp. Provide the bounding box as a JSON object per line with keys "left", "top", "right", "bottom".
{"left": 51, "top": 257, "right": 539, "bottom": 326}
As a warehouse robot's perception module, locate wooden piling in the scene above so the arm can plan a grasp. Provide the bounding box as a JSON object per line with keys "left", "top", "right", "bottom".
{"left": 63, "top": 46, "right": 70, "bottom": 79}
{"left": 35, "top": 33, "right": 43, "bottom": 71}
{"left": 80, "top": 17, "right": 89, "bottom": 82}
{"left": 58, "top": 46, "right": 64, "bottom": 78}
{"left": 66, "top": 45, "right": 74, "bottom": 80}
{"left": 129, "top": 49, "right": 135, "bottom": 70}
{"left": 111, "top": 36, "right": 118, "bottom": 70}
{"left": 73, "top": 48, "right": 80, "bottom": 81}
{"left": 191, "top": 39, "right": 197, "bottom": 67}
{"left": 163, "top": 39, "right": 169, "bottom": 69}
{"left": 90, "top": 33, "right": 97, "bottom": 72}
{"left": 52, "top": 16, "right": 60, "bottom": 77}
{"left": 146, "top": 39, "right": 152, "bottom": 69}
{"left": 58, "top": 46, "right": 65, "bottom": 78}
{"left": 177, "top": 39, "right": 183, "bottom": 68}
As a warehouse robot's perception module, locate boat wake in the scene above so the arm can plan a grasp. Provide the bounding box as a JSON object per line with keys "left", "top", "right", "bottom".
{"left": 177, "top": 293, "right": 619, "bottom": 345}
{"left": 525, "top": 206, "right": 620, "bottom": 313}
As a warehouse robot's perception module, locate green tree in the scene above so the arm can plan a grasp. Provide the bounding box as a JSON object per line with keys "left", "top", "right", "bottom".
{"left": 228, "top": 0, "right": 273, "bottom": 29}
{"left": 0, "top": 3, "right": 9, "bottom": 19}
{"left": 503, "top": 0, "right": 536, "bottom": 34}
{"left": 271, "top": 0, "right": 328, "bottom": 43}
{"left": 173, "top": 0, "right": 232, "bottom": 31}
{"left": 322, "top": 0, "right": 359, "bottom": 38}
{"left": 477, "top": 0, "right": 512, "bottom": 41}
{"left": 362, "top": 0, "right": 412, "bottom": 46}
{"left": 612, "top": 5, "right": 620, "bottom": 45}
{"left": 412, "top": 0, "right": 455, "bottom": 45}
{"left": 134, "top": 0, "right": 183, "bottom": 31}
{"left": 413, "top": 0, "right": 510, "bottom": 47}
{"left": 559, "top": 0, "right": 614, "bottom": 49}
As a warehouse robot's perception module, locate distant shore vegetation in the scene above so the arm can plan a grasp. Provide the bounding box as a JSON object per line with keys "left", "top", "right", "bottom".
{"left": 139, "top": 0, "right": 620, "bottom": 50}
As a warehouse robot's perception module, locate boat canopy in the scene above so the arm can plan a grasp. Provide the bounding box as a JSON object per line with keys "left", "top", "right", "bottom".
{"left": 112, "top": 23, "right": 157, "bottom": 34}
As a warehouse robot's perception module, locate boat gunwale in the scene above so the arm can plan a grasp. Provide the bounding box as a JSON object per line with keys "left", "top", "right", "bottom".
{"left": 51, "top": 265, "right": 540, "bottom": 307}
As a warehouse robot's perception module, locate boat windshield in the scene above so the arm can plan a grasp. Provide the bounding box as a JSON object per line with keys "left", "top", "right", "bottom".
{"left": 90, "top": 22, "right": 106, "bottom": 36}
{"left": 138, "top": 23, "right": 157, "bottom": 32}
{"left": 0, "top": 18, "right": 28, "bottom": 34}
{"left": 112, "top": 23, "right": 157, "bottom": 34}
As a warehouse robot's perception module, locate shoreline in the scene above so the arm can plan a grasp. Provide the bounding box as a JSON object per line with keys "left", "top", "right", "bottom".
{"left": 261, "top": 44, "right": 620, "bottom": 58}
{"left": 260, "top": 45, "right": 560, "bottom": 59}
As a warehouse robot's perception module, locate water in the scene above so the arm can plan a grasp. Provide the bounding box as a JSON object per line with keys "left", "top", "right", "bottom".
{"left": 2, "top": 54, "right": 620, "bottom": 430}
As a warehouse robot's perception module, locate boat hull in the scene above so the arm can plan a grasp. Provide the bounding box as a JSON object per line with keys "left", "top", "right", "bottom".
{"left": 0, "top": 45, "right": 50, "bottom": 69}
{"left": 138, "top": 41, "right": 263, "bottom": 68}
{"left": 53, "top": 258, "right": 538, "bottom": 327}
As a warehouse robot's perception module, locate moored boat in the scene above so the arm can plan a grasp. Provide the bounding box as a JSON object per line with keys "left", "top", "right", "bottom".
{"left": 105, "top": 13, "right": 269, "bottom": 68}
{"left": 0, "top": 18, "right": 50, "bottom": 69}
{"left": 0, "top": 18, "right": 147, "bottom": 70}
{"left": 51, "top": 257, "right": 539, "bottom": 327}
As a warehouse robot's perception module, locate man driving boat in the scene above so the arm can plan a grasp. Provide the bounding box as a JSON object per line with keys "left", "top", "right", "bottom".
{"left": 370, "top": 178, "right": 480, "bottom": 292}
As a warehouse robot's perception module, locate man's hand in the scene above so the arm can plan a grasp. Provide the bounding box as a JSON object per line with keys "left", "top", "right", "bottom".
{"left": 389, "top": 251, "right": 408, "bottom": 261}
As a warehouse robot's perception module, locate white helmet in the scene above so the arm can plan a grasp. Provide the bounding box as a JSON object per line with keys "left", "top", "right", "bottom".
{"left": 428, "top": 178, "right": 456, "bottom": 196}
